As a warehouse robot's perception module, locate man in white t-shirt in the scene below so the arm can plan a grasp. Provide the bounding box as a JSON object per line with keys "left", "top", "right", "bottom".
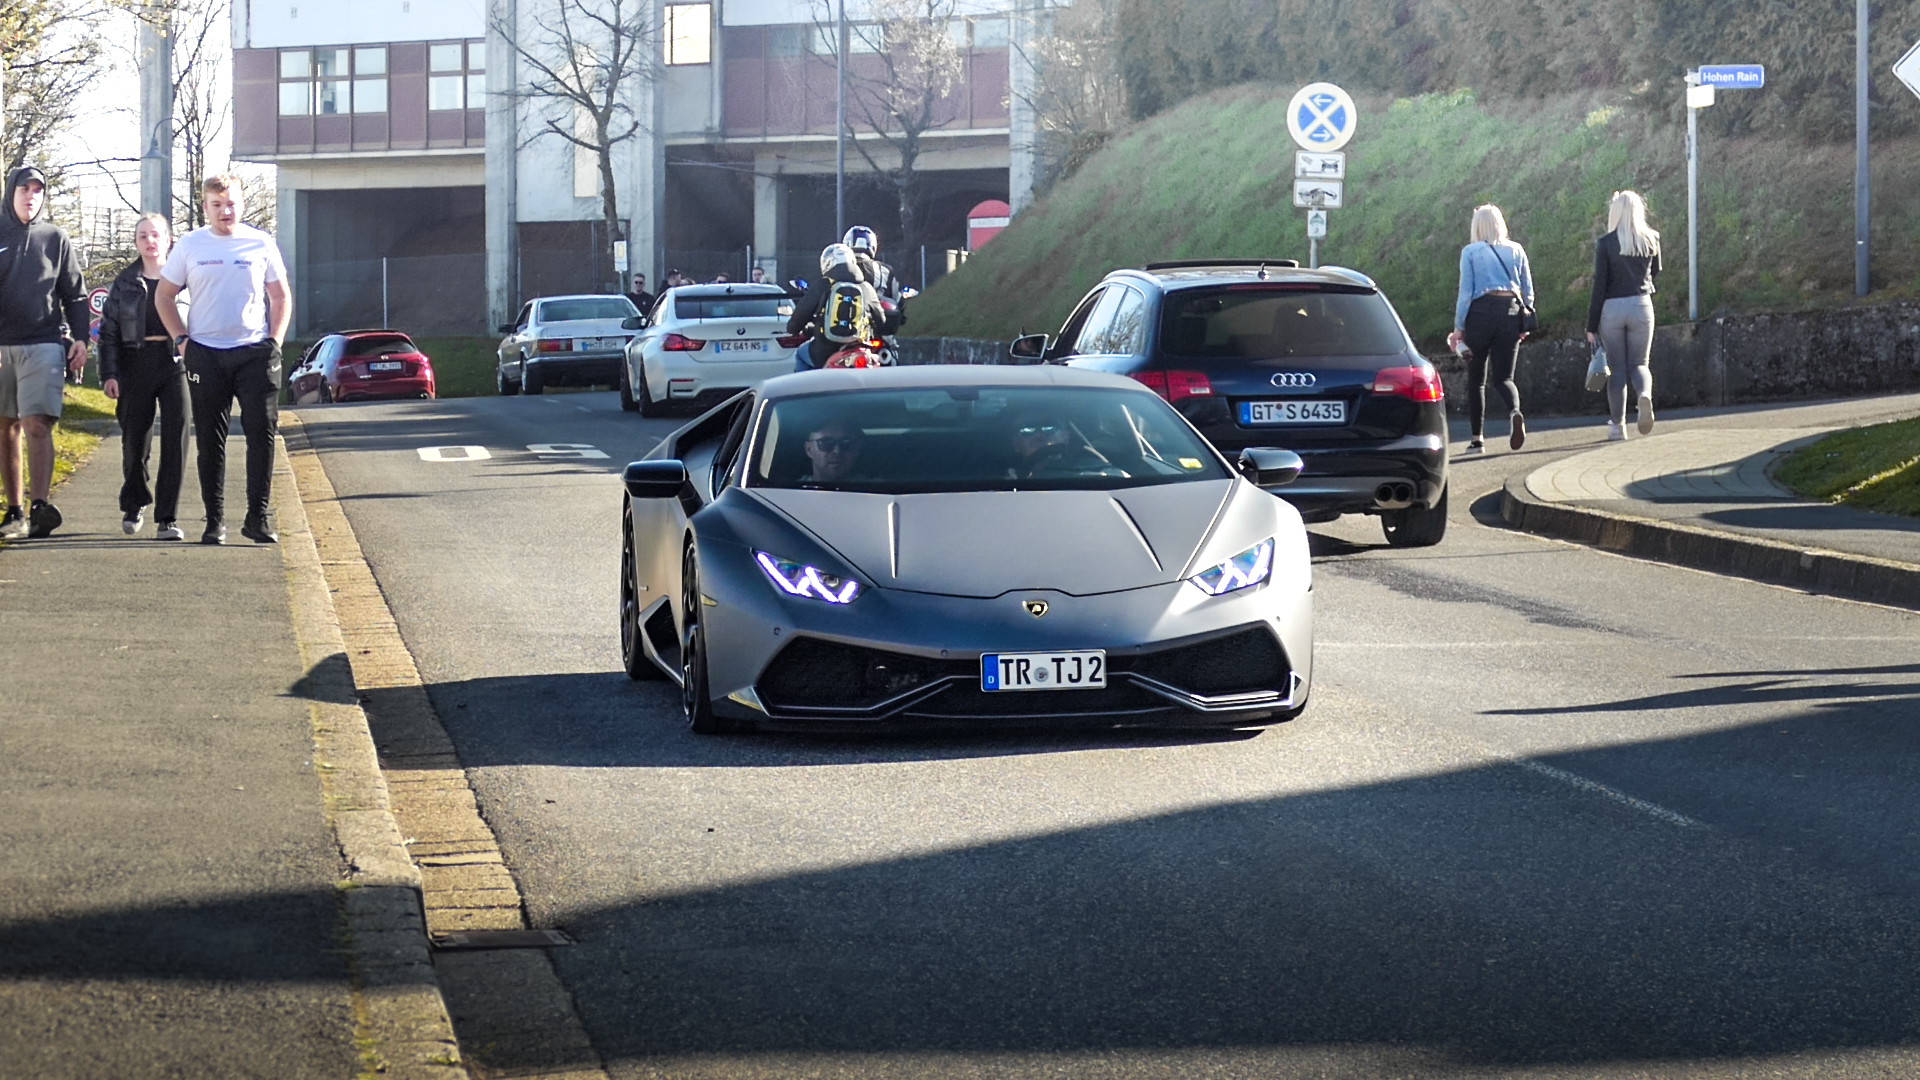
{"left": 154, "top": 174, "right": 291, "bottom": 545}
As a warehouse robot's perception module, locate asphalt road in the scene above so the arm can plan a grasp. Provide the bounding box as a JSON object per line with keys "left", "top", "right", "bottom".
{"left": 298, "top": 391, "right": 1920, "bottom": 1079}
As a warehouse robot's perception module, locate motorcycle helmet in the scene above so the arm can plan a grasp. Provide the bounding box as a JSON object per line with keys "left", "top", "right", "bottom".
{"left": 843, "top": 226, "right": 879, "bottom": 258}
{"left": 819, "top": 243, "right": 862, "bottom": 280}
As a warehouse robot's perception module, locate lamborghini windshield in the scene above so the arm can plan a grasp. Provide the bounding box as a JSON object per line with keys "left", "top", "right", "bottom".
{"left": 749, "top": 386, "right": 1231, "bottom": 494}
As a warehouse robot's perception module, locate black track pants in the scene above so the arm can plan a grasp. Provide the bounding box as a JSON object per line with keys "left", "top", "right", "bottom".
{"left": 116, "top": 346, "right": 191, "bottom": 522}
{"left": 185, "top": 340, "right": 281, "bottom": 523}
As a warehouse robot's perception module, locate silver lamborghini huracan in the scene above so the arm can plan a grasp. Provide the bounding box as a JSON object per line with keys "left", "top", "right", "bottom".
{"left": 618, "top": 365, "right": 1315, "bottom": 734}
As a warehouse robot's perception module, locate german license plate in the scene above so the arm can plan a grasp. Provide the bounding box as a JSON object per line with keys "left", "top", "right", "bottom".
{"left": 981, "top": 651, "right": 1106, "bottom": 692}
{"left": 576, "top": 337, "right": 619, "bottom": 351}
{"left": 1241, "top": 400, "right": 1347, "bottom": 425}
{"left": 715, "top": 340, "right": 769, "bottom": 354}
{"left": 368, "top": 361, "right": 403, "bottom": 372}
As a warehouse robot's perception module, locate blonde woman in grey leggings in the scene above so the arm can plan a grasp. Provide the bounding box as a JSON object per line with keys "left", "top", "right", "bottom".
{"left": 1585, "top": 190, "right": 1662, "bottom": 440}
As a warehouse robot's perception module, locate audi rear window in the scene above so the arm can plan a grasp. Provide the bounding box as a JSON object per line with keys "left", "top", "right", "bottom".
{"left": 675, "top": 295, "right": 795, "bottom": 320}
{"left": 539, "top": 298, "right": 637, "bottom": 322}
{"left": 1160, "top": 286, "right": 1410, "bottom": 358}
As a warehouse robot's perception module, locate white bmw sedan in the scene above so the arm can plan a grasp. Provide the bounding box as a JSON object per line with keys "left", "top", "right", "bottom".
{"left": 620, "top": 284, "right": 805, "bottom": 416}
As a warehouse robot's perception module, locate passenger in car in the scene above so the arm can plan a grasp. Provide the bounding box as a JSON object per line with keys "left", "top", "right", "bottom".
{"left": 1006, "top": 412, "right": 1120, "bottom": 479}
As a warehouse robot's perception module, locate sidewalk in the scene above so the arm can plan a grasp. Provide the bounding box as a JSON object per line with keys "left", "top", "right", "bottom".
{"left": 0, "top": 428, "right": 457, "bottom": 1078}
{"left": 1497, "top": 392, "right": 1920, "bottom": 610}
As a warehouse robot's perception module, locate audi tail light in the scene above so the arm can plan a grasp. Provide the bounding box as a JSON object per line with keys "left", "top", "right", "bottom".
{"left": 1371, "top": 363, "right": 1444, "bottom": 402}
{"left": 1131, "top": 369, "right": 1213, "bottom": 402}
{"left": 662, "top": 334, "right": 707, "bottom": 352}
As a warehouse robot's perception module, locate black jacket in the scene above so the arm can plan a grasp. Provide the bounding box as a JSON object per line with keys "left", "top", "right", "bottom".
{"left": 1586, "top": 231, "right": 1662, "bottom": 334}
{"left": 98, "top": 259, "right": 183, "bottom": 382}
{"left": 0, "top": 166, "right": 88, "bottom": 347}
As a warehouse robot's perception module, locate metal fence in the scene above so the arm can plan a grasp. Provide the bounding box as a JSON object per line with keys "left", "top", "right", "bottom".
{"left": 302, "top": 252, "right": 486, "bottom": 336}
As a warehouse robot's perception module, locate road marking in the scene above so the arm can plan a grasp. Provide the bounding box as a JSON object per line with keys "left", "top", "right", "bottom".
{"left": 527, "top": 443, "right": 609, "bottom": 459}
{"left": 1514, "top": 758, "right": 1705, "bottom": 829}
{"left": 417, "top": 445, "right": 492, "bottom": 462}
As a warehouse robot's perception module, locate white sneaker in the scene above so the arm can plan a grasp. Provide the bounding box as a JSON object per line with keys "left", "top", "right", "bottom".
{"left": 1636, "top": 394, "right": 1655, "bottom": 435}
{"left": 122, "top": 509, "right": 145, "bottom": 535}
{"left": 1606, "top": 422, "right": 1627, "bottom": 442}
{"left": 1460, "top": 440, "right": 1485, "bottom": 456}
{"left": 155, "top": 521, "right": 185, "bottom": 542}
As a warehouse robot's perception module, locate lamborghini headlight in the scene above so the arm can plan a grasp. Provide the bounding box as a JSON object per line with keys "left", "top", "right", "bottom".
{"left": 755, "top": 551, "right": 863, "bottom": 604}
{"left": 1188, "top": 538, "right": 1274, "bottom": 596}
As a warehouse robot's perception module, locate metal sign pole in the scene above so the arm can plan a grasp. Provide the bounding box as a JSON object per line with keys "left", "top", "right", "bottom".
{"left": 1687, "top": 72, "right": 1700, "bottom": 323}
{"left": 1856, "top": 0, "right": 1871, "bottom": 296}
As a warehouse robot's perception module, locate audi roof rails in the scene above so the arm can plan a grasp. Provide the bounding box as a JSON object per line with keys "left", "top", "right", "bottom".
{"left": 1141, "top": 258, "right": 1303, "bottom": 271}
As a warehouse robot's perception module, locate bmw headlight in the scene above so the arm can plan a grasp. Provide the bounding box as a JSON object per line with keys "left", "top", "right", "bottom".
{"left": 754, "top": 551, "right": 864, "bottom": 604}
{"left": 1189, "top": 538, "right": 1274, "bottom": 596}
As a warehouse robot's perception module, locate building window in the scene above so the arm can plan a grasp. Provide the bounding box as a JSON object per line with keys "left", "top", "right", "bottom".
{"left": 971, "top": 17, "right": 1009, "bottom": 50}
{"left": 429, "top": 40, "right": 485, "bottom": 110}
{"left": 281, "top": 45, "right": 392, "bottom": 116}
{"left": 665, "top": 4, "right": 712, "bottom": 65}
{"left": 769, "top": 25, "right": 804, "bottom": 59}
{"left": 811, "top": 22, "right": 881, "bottom": 55}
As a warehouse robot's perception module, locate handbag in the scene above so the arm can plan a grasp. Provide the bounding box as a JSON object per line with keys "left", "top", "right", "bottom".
{"left": 1488, "top": 244, "right": 1538, "bottom": 332}
{"left": 1585, "top": 342, "right": 1610, "bottom": 393}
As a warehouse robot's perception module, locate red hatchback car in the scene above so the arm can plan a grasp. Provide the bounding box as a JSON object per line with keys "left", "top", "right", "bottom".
{"left": 287, "top": 330, "right": 437, "bottom": 404}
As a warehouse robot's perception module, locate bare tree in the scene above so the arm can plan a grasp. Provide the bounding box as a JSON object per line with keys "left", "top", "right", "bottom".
{"left": 820, "top": 0, "right": 963, "bottom": 257}
{"left": 1010, "top": 0, "right": 1125, "bottom": 192}
{"left": 1, "top": 0, "right": 116, "bottom": 173}
{"left": 161, "top": 0, "right": 229, "bottom": 228}
{"left": 493, "top": 0, "right": 655, "bottom": 281}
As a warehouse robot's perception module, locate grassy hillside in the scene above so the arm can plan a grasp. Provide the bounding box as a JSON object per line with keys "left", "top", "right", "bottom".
{"left": 909, "top": 84, "right": 1920, "bottom": 347}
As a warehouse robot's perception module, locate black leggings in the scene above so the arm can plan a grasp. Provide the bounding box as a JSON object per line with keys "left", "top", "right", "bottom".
{"left": 116, "top": 346, "right": 191, "bottom": 522}
{"left": 1462, "top": 294, "right": 1524, "bottom": 439}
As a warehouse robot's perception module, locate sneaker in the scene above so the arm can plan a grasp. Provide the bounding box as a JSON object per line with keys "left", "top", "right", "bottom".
{"left": 201, "top": 521, "right": 227, "bottom": 545}
{"left": 1636, "top": 394, "right": 1655, "bottom": 435}
{"left": 27, "top": 499, "right": 61, "bottom": 539}
{"left": 1607, "top": 421, "right": 1627, "bottom": 442}
{"left": 1460, "top": 440, "right": 1485, "bottom": 456}
{"left": 155, "top": 520, "right": 185, "bottom": 542}
{"left": 0, "top": 506, "right": 24, "bottom": 540}
{"left": 241, "top": 514, "right": 278, "bottom": 545}
{"left": 1509, "top": 411, "right": 1527, "bottom": 451}
{"left": 122, "top": 508, "right": 146, "bottom": 535}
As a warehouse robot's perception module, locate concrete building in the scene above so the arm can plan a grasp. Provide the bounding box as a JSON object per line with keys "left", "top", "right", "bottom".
{"left": 231, "top": 0, "right": 1040, "bottom": 336}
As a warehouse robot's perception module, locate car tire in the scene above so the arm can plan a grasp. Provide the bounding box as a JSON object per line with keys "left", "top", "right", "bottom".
{"left": 637, "top": 363, "right": 669, "bottom": 418}
{"left": 618, "top": 362, "right": 640, "bottom": 412}
{"left": 496, "top": 365, "right": 519, "bottom": 397}
{"left": 318, "top": 382, "right": 333, "bottom": 404}
{"left": 680, "top": 545, "right": 736, "bottom": 734}
{"left": 523, "top": 359, "right": 545, "bottom": 395}
{"left": 1382, "top": 485, "right": 1449, "bottom": 548}
{"left": 621, "top": 507, "right": 666, "bottom": 681}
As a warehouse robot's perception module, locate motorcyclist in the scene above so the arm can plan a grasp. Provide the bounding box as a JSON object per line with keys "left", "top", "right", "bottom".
{"left": 843, "top": 226, "right": 908, "bottom": 362}
{"left": 786, "top": 243, "right": 899, "bottom": 371}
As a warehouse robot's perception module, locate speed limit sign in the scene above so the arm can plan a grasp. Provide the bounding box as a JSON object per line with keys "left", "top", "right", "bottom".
{"left": 88, "top": 287, "right": 108, "bottom": 315}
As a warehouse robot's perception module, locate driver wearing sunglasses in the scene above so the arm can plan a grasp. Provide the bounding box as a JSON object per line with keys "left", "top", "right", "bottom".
{"left": 801, "top": 421, "right": 864, "bottom": 484}
{"left": 1007, "top": 410, "right": 1115, "bottom": 480}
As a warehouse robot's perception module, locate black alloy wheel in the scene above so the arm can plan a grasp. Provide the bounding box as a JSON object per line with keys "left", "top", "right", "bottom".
{"left": 680, "top": 545, "right": 733, "bottom": 734}
{"left": 1382, "top": 485, "right": 1449, "bottom": 548}
{"left": 637, "top": 362, "right": 669, "bottom": 418}
{"left": 618, "top": 361, "right": 640, "bottom": 412}
{"left": 496, "top": 364, "right": 519, "bottom": 397}
{"left": 522, "top": 357, "right": 545, "bottom": 395}
{"left": 621, "top": 507, "right": 664, "bottom": 680}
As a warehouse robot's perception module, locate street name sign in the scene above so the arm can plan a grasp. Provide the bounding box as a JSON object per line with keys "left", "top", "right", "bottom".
{"left": 1287, "top": 83, "right": 1357, "bottom": 152}
{"left": 1687, "top": 84, "right": 1715, "bottom": 109}
{"left": 1306, "top": 209, "right": 1328, "bottom": 239}
{"left": 1896, "top": 40, "right": 1920, "bottom": 103}
{"left": 1293, "top": 180, "right": 1344, "bottom": 209}
{"left": 1698, "top": 65, "right": 1764, "bottom": 89}
{"left": 1295, "top": 151, "right": 1345, "bottom": 180}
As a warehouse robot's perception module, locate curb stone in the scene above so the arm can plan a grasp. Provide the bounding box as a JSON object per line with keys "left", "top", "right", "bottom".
{"left": 1499, "top": 471, "right": 1920, "bottom": 613}
{"left": 273, "top": 431, "right": 468, "bottom": 1078}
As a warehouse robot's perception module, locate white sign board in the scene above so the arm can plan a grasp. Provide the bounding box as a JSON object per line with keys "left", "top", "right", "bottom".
{"left": 1286, "top": 83, "right": 1358, "bottom": 152}
{"left": 1896, "top": 39, "right": 1920, "bottom": 103}
{"left": 1686, "top": 84, "right": 1716, "bottom": 109}
{"left": 1306, "top": 210, "right": 1328, "bottom": 239}
{"left": 1295, "top": 151, "right": 1346, "bottom": 180}
{"left": 1292, "top": 180, "right": 1344, "bottom": 209}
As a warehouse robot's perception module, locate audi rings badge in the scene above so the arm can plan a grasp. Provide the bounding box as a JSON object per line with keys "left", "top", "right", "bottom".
{"left": 1269, "top": 372, "right": 1317, "bottom": 390}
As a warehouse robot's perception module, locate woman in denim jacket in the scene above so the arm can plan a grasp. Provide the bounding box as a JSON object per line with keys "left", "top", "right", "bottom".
{"left": 1446, "top": 204, "right": 1534, "bottom": 453}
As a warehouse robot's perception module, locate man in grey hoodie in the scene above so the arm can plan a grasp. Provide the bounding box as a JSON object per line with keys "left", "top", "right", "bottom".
{"left": 0, "top": 166, "right": 89, "bottom": 540}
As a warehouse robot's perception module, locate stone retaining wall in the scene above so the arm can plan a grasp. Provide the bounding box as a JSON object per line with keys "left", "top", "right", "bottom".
{"left": 901, "top": 300, "right": 1920, "bottom": 418}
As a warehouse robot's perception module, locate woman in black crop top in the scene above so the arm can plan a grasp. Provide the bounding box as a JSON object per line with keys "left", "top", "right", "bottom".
{"left": 1586, "top": 191, "right": 1662, "bottom": 440}
{"left": 98, "top": 213, "right": 190, "bottom": 540}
